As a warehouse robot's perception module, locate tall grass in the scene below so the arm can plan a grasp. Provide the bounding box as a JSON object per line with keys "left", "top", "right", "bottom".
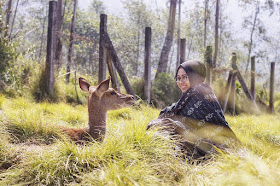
{"left": 0, "top": 96, "right": 280, "bottom": 185}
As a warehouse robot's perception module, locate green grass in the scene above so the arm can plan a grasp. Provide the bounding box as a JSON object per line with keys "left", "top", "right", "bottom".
{"left": 0, "top": 96, "right": 279, "bottom": 185}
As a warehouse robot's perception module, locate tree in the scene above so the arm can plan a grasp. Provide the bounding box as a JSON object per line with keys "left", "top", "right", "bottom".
{"left": 155, "top": 0, "right": 177, "bottom": 78}
{"left": 9, "top": 0, "right": 19, "bottom": 40}
{"left": 175, "top": 0, "right": 181, "bottom": 69}
{"left": 5, "top": 0, "right": 13, "bottom": 38}
{"left": 66, "top": 0, "right": 78, "bottom": 84}
{"left": 122, "top": 0, "right": 152, "bottom": 76}
{"left": 203, "top": 0, "right": 210, "bottom": 49}
{"left": 239, "top": 0, "right": 273, "bottom": 73}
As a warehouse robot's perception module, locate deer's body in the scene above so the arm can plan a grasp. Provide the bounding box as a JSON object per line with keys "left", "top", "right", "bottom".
{"left": 60, "top": 77, "right": 135, "bottom": 142}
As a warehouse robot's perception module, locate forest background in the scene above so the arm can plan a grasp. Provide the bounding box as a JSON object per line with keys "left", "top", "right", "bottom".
{"left": 1, "top": 0, "right": 280, "bottom": 112}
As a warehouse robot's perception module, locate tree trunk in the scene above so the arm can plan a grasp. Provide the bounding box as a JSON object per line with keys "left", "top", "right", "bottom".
{"left": 203, "top": 0, "right": 209, "bottom": 49}
{"left": 155, "top": 0, "right": 177, "bottom": 78}
{"left": 45, "top": 1, "right": 57, "bottom": 97}
{"left": 5, "top": 0, "right": 13, "bottom": 38}
{"left": 213, "top": 0, "right": 219, "bottom": 68}
{"left": 176, "top": 0, "right": 181, "bottom": 69}
{"left": 66, "top": 0, "right": 77, "bottom": 84}
{"left": 246, "top": 5, "right": 259, "bottom": 73}
{"left": 9, "top": 0, "right": 19, "bottom": 39}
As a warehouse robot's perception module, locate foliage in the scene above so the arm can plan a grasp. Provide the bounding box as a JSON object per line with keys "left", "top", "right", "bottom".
{"left": 0, "top": 0, "right": 18, "bottom": 83}
{"left": 130, "top": 77, "right": 145, "bottom": 100}
{"left": 153, "top": 72, "right": 181, "bottom": 108}
{"left": 30, "top": 65, "right": 63, "bottom": 102}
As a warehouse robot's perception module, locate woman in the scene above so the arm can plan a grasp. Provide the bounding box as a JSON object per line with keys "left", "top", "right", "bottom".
{"left": 148, "top": 59, "right": 240, "bottom": 159}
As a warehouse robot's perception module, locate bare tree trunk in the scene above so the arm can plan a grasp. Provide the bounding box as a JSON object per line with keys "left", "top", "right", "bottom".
{"left": 66, "top": 0, "right": 77, "bottom": 84}
{"left": 213, "top": 0, "right": 219, "bottom": 68}
{"left": 176, "top": 0, "right": 181, "bottom": 69}
{"left": 203, "top": 0, "right": 209, "bottom": 49}
{"left": 5, "top": 0, "right": 13, "bottom": 38}
{"left": 155, "top": 0, "right": 177, "bottom": 78}
{"left": 9, "top": 0, "right": 19, "bottom": 39}
{"left": 246, "top": 5, "right": 259, "bottom": 73}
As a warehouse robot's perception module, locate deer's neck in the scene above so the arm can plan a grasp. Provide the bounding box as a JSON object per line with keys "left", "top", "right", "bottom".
{"left": 88, "top": 105, "right": 107, "bottom": 140}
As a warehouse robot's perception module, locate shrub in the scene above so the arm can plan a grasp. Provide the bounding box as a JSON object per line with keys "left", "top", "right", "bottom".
{"left": 30, "top": 65, "right": 63, "bottom": 102}
{"left": 152, "top": 73, "right": 181, "bottom": 108}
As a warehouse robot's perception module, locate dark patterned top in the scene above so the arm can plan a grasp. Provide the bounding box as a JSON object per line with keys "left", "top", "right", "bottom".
{"left": 159, "top": 83, "right": 230, "bottom": 129}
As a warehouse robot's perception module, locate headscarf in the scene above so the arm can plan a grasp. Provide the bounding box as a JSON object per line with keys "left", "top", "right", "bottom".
{"left": 175, "top": 59, "right": 206, "bottom": 88}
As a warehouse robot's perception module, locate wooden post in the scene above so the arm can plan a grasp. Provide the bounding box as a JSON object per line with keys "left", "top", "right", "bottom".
{"left": 180, "top": 38, "right": 186, "bottom": 64}
{"left": 269, "top": 62, "right": 275, "bottom": 113}
{"left": 55, "top": 0, "right": 63, "bottom": 71}
{"left": 230, "top": 52, "right": 237, "bottom": 115}
{"left": 45, "top": 1, "right": 57, "bottom": 96}
{"left": 250, "top": 56, "right": 255, "bottom": 101}
{"left": 104, "top": 32, "right": 134, "bottom": 96}
{"left": 74, "top": 70, "right": 80, "bottom": 103}
{"left": 205, "top": 46, "right": 213, "bottom": 86}
{"left": 99, "top": 14, "right": 107, "bottom": 83}
{"left": 106, "top": 50, "right": 119, "bottom": 91}
{"left": 144, "top": 27, "right": 152, "bottom": 102}
{"left": 223, "top": 70, "right": 234, "bottom": 113}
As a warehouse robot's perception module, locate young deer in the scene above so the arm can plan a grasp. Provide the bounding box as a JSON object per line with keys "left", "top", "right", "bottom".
{"left": 60, "top": 77, "right": 135, "bottom": 142}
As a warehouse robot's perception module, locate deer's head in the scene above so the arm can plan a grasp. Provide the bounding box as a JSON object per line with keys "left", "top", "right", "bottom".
{"left": 79, "top": 77, "right": 135, "bottom": 112}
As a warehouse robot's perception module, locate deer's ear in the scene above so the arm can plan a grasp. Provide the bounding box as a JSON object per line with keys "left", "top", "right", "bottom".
{"left": 96, "top": 76, "right": 111, "bottom": 95}
{"left": 79, "top": 77, "right": 90, "bottom": 92}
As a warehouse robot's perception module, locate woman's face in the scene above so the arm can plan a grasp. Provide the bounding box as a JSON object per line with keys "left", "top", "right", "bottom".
{"left": 176, "top": 67, "right": 190, "bottom": 93}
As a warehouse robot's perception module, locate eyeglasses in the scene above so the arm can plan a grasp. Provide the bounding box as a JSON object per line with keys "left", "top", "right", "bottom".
{"left": 175, "top": 75, "right": 188, "bottom": 83}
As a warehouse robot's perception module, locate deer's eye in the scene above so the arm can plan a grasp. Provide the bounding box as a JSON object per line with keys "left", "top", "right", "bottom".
{"left": 110, "top": 92, "right": 116, "bottom": 95}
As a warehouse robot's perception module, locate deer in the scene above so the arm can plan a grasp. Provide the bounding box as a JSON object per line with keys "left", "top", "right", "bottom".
{"left": 60, "top": 76, "right": 135, "bottom": 142}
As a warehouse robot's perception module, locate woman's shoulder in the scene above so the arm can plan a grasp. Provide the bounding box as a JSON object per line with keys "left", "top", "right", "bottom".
{"left": 192, "top": 83, "right": 217, "bottom": 102}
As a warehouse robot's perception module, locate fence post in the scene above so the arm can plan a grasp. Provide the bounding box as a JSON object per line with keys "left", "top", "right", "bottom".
{"left": 251, "top": 56, "right": 255, "bottom": 101}
{"left": 180, "top": 38, "right": 186, "bottom": 64}
{"left": 45, "top": 1, "right": 57, "bottom": 96}
{"left": 269, "top": 62, "right": 275, "bottom": 113}
{"left": 230, "top": 52, "right": 237, "bottom": 115}
{"left": 107, "top": 50, "right": 119, "bottom": 91}
{"left": 205, "top": 46, "right": 213, "bottom": 86}
{"left": 99, "top": 14, "right": 107, "bottom": 83}
{"left": 144, "top": 27, "right": 152, "bottom": 103}
{"left": 55, "top": 0, "right": 63, "bottom": 71}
